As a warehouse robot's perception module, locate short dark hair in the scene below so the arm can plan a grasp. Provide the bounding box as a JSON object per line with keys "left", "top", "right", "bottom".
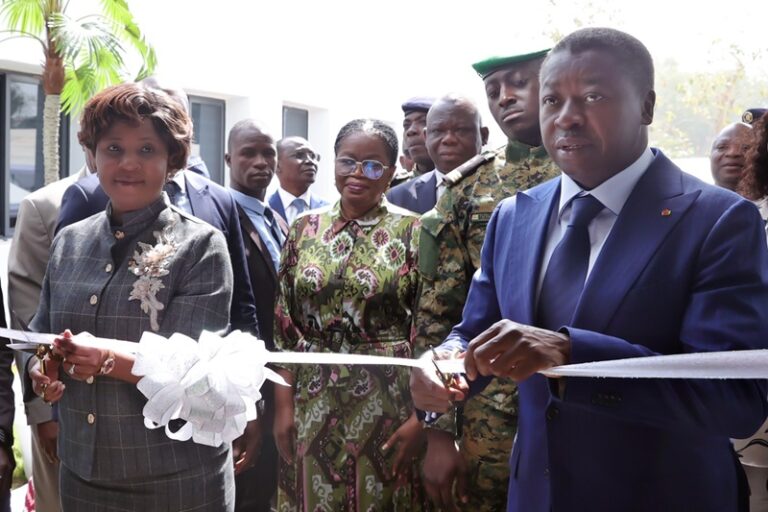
{"left": 333, "top": 119, "right": 399, "bottom": 167}
{"left": 227, "top": 119, "right": 270, "bottom": 153}
{"left": 738, "top": 115, "right": 768, "bottom": 200}
{"left": 78, "top": 83, "right": 192, "bottom": 173}
{"left": 547, "top": 27, "right": 654, "bottom": 93}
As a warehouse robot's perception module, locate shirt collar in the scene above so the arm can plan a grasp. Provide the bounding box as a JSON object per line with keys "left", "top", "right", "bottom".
{"left": 330, "top": 197, "right": 389, "bottom": 235}
{"left": 229, "top": 187, "right": 267, "bottom": 216}
{"left": 278, "top": 186, "right": 311, "bottom": 208}
{"left": 558, "top": 147, "right": 653, "bottom": 218}
{"left": 434, "top": 171, "right": 445, "bottom": 187}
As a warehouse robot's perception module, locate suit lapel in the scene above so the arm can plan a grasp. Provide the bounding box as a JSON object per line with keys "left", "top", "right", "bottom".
{"left": 237, "top": 205, "right": 278, "bottom": 282}
{"left": 269, "top": 192, "right": 286, "bottom": 220}
{"left": 411, "top": 172, "right": 436, "bottom": 212}
{"left": 574, "top": 153, "right": 699, "bottom": 332}
{"left": 185, "top": 173, "right": 214, "bottom": 222}
{"left": 508, "top": 181, "right": 560, "bottom": 324}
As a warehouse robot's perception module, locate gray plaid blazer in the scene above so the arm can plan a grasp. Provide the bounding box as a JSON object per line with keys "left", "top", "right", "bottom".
{"left": 31, "top": 194, "right": 234, "bottom": 482}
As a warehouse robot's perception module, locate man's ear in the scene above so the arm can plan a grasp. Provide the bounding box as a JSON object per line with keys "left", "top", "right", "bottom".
{"left": 641, "top": 90, "right": 656, "bottom": 126}
{"left": 480, "top": 126, "right": 490, "bottom": 146}
{"left": 224, "top": 153, "right": 231, "bottom": 168}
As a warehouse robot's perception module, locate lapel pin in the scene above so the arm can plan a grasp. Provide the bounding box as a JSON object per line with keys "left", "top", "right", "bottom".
{"left": 661, "top": 208, "right": 672, "bottom": 217}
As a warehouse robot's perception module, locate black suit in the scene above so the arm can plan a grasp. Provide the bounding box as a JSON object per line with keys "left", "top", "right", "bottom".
{"left": 57, "top": 171, "right": 258, "bottom": 334}
{"left": 233, "top": 203, "right": 288, "bottom": 512}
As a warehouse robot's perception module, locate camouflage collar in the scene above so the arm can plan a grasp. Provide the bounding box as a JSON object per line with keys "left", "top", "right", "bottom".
{"left": 505, "top": 140, "right": 549, "bottom": 162}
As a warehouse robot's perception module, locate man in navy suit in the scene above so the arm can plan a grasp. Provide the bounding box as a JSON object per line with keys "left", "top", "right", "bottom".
{"left": 387, "top": 94, "right": 488, "bottom": 213}
{"left": 411, "top": 28, "right": 768, "bottom": 512}
{"left": 269, "top": 137, "right": 328, "bottom": 225}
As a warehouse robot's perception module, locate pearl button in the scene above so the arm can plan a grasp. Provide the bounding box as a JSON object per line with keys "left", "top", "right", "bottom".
{"left": 114, "top": 230, "right": 125, "bottom": 239}
{"left": 87, "top": 413, "right": 95, "bottom": 424}
{"left": 105, "top": 263, "right": 113, "bottom": 273}
{"left": 89, "top": 295, "right": 98, "bottom": 305}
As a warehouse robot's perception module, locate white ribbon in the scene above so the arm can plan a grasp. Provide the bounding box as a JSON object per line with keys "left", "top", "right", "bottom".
{"left": 4, "top": 326, "right": 768, "bottom": 447}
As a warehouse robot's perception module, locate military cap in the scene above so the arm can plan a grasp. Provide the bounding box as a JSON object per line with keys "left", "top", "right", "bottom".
{"left": 401, "top": 96, "right": 435, "bottom": 114}
{"left": 743, "top": 108, "right": 768, "bottom": 125}
{"left": 472, "top": 48, "right": 551, "bottom": 79}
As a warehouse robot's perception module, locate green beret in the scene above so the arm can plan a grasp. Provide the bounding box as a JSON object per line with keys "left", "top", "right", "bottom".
{"left": 472, "top": 49, "right": 551, "bottom": 79}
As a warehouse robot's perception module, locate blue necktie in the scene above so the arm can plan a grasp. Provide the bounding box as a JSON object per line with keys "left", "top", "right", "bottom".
{"left": 537, "top": 194, "right": 604, "bottom": 330}
{"left": 291, "top": 198, "right": 307, "bottom": 215}
{"left": 263, "top": 207, "right": 284, "bottom": 249}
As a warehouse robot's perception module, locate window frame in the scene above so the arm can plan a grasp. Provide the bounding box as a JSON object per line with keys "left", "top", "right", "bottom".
{"left": 188, "top": 94, "right": 226, "bottom": 185}
{"left": 0, "top": 70, "right": 69, "bottom": 236}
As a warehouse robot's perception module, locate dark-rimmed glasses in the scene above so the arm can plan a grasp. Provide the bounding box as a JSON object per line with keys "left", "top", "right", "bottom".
{"left": 335, "top": 157, "right": 390, "bottom": 180}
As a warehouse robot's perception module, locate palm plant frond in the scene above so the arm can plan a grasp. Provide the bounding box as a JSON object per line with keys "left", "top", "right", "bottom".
{"left": 60, "top": 65, "right": 96, "bottom": 114}
{"left": 0, "top": 0, "right": 47, "bottom": 37}
{"left": 48, "top": 13, "right": 125, "bottom": 65}
{"left": 98, "top": 0, "right": 156, "bottom": 79}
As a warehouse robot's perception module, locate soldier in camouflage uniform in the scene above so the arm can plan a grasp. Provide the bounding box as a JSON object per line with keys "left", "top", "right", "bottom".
{"left": 417, "top": 49, "right": 561, "bottom": 511}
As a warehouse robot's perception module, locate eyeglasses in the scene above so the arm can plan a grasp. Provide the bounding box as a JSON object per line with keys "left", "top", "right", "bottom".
{"left": 290, "top": 149, "right": 320, "bottom": 163}
{"left": 335, "top": 157, "right": 390, "bottom": 180}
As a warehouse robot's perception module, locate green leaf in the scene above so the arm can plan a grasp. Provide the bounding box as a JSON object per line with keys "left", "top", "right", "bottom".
{"left": 0, "top": 0, "right": 47, "bottom": 35}
{"left": 97, "top": 0, "right": 156, "bottom": 78}
{"left": 60, "top": 65, "right": 96, "bottom": 114}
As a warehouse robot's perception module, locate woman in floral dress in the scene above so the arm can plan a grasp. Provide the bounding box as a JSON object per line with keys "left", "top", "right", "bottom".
{"left": 273, "top": 119, "right": 428, "bottom": 511}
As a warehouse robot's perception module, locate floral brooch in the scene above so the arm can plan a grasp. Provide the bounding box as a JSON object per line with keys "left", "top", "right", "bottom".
{"left": 128, "top": 222, "right": 178, "bottom": 331}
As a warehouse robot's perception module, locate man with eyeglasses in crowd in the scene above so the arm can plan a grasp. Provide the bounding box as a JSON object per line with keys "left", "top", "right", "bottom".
{"left": 268, "top": 136, "right": 329, "bottom": 225}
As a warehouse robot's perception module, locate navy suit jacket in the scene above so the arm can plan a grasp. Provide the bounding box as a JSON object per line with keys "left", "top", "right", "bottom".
{"left": 385, "top": 170, "right": 438, "bottom": 214}
{"left": 57, "top": 171, "right": 258, "bottom": 334}
{"left": 268, "top": 190, "right": 328, "bottom": 222}
{"left": 444, "top": 150, "right": 768, "bottom": 512}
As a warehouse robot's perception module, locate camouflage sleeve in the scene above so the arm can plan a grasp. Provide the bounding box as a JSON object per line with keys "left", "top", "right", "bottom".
{"left": 415, "top": 194, "right": 474, "bottom": 436}
{"left": 414, "top": 202, "right": 473, "bottom": 353}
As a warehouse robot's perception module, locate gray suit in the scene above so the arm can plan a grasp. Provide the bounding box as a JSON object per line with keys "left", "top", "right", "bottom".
{"left": 385, "top": 170, "right": 440, "bottom": 214}
{"left": 31, "top": 194, "right": 234, "bottom": 510}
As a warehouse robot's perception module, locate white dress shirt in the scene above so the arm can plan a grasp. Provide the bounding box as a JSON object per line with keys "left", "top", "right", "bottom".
{"left": 535, "top": 148, "right": 654, "bottom": 300}
{"left": 278, "top": 187, "right": 312, "bottom": 225}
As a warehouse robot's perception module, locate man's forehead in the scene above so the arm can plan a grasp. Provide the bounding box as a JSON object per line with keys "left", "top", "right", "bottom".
{"left": 234, "top": 129, "right": 274, "bottom": 147}
{"left": 483, "top": 59, "right": 542, "bottom": 84}
{"left": 541, "top": 49, "right": 621, "bottom": 84}
{"left": 284, "top": 139, "right": 313, "bottom": 152}
{"left": 428, "top": 103, "right": 474, "bottom": 124}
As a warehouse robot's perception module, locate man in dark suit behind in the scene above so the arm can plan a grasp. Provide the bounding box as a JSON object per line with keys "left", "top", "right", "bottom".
{"left": 226, "top": 119, "right": 287, "bottom": 511}
{"left": 387, "top": 94, "right": 489, "bottom": 214}
{"left": 269, "top": 136, "right": 328, "bottom": 225}
{"left": 412, "top": 28, "right": 768, "bottom": 512}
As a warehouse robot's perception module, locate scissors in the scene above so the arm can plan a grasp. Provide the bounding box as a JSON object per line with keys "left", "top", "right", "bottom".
{"left": 430, "top": 347, "right": 459, "bottom": 391}
{"left": 7, "top": 312, "right": 62, "bottom": 400}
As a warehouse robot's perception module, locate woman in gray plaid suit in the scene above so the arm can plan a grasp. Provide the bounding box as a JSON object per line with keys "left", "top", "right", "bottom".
{"left": 29, "top": 83, "right": 235, "bottom": 511}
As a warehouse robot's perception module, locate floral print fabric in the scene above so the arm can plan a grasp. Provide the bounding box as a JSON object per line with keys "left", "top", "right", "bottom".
{"left": 275, "top": 199, "right": 428, "bottom": 511}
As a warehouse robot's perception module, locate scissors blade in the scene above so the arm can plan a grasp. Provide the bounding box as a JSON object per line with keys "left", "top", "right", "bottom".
{"left": 0, "top": 327, "right": 57, "bottom": 346}
{"left": 6, "top": 342, "right": 42, "bottom": 353}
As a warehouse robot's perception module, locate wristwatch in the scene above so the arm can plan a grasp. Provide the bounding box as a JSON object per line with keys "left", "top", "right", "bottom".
{"left": 99, "top": 350, "right": 116, "bottom": 376}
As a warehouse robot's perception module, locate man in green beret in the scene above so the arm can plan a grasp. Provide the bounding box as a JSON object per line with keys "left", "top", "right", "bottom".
{"left": 416, "top": 49, "right": 560, "bottom": 511}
